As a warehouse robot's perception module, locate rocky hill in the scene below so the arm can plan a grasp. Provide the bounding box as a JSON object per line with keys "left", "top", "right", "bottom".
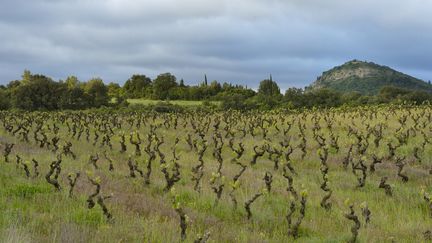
{"left": 308, "top": 60, "right": 432, "bottom": 95}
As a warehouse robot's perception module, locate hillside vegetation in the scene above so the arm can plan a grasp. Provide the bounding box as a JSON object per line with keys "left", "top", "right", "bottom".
{"left": 309, "top": 60, "right": 432, "bottom": 95}
{"left": 2, "top": 67, "right": 432, "bottom": 112}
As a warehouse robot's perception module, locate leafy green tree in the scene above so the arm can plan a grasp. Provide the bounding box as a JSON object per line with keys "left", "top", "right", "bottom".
{"left": 107, "top": 82, "right": 128, "bottom": 106}
{"left": 58, "top": 83, "right": 89, "bottom": 109}
{"left": 21, "top": 69, "right": 32, "bottom": 84}
{"left": 10, "top": 71, "right": 91, "bottom": 110}
{"left": 54, "top": 76, "right": 93, "bottom": 109}
{"left": 304, "top": 89, "right": 342, "bottom": 108}
{"left": 221, "top": 93, "right": 250, "bottom": 110}
{"left": 65, "top": 76, "right": 80, "bottom": 89}
{"left": 402, "top": 90, "right": 432, "bottom": 104}
{"left": 378, "top": 86, "right": 410, "bottom": 103}
{"left": 258, "top": 79, "right": 281, "bottom": 97}
{"left": 152, "top": 73, "right": 177, "bottom": 100}
{"left": 123, "top": 74, "right": 152, "bottom": 98}
{"left": 284, "top": 88, "right": 306, "bottom": 108}
{"left": 378, "top": 86, "right": 432, "bottom": 104}
{"left": 11, "top": 85, "right": 34, "bottom": 110}
{"left": 0, "top": 89, "right": 10, "bottom": 110}
{"left": 84, "top": 78, "right": 109, "bottom": 108}
{"left": 7, "top": 80, "right": 21, "bottom": 90}
{"left": 188, "top": 86, "right": 204, "bottom": 100}
{"left": 209, "top": 80, "right": 222, "bottom": 94}
{"left": 168, "top": 86, "right": 190, "bottom": 100}
{"left": 11, "top": 74, "right": 62, "bottom": 110}
{"left": 107, "top": 83, "right": 123, "bottom": 99}
{"left": 256, "top": 78, "right": 282, "bottom": 108}
{"left": 340, "top": 91, "right": 371, "bottom": 106}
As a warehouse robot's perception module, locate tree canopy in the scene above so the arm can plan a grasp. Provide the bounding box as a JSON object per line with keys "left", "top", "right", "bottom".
{"left": 152, "top": 73, "right": 178, "bottom": 100}
{"left": 123, "top": 74, "right": 152, "bottom": 98}
{"left": 1, "top": 70, "right": 432, "bottom": 111}
{"left": 258, "top": 78, "right": 281, "bottom": 97}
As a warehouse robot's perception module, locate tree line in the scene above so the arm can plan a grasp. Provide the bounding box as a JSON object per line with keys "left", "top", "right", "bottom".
{"left": 1, "top": 70, "right": 432, "bottom": 111}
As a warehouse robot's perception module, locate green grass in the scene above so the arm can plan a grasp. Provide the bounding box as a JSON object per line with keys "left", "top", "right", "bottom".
{"left": 127, "top": 99, "right": 220, "bottom": 107}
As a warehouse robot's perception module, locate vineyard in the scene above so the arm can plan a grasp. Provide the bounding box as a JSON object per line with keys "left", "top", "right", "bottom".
{"left": 1, "top": 105, "right": 432, "bottom": 242}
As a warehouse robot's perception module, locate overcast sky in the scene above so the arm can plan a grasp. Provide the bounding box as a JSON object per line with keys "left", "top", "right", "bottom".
{"left": 1, "top": 0, "right": 432, "bottom": 89}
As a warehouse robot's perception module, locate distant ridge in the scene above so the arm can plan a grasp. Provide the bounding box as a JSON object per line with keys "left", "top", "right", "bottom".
{"left": 308, "top": 60, "right": 432, "bottom": 95}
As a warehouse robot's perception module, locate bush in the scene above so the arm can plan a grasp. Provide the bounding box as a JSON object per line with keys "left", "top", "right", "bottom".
{"left": 221, "top": 94, "right": 250, "bottom": 110}
{"left": 0, "top": 89, "right": 10, "bottom": 110}
{"left": 151, "top": 102, "right": 184, "bottom": 113}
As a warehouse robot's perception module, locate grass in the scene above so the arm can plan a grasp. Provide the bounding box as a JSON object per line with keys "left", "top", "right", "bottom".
{"left": 0, "top": 106, "right": 431, "bottom": 242}
{"left": 127, "top": 99, "right": 220, "bottom": 107}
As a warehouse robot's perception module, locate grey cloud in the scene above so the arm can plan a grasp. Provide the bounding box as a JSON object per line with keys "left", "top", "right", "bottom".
{"left": 0, "top": 0, "right": 431, "bottom": 88}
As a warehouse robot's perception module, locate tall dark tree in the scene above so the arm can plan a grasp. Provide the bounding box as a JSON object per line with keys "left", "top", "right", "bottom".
{"left": 179, "top": 79, "right": 186, "bottom": 87}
